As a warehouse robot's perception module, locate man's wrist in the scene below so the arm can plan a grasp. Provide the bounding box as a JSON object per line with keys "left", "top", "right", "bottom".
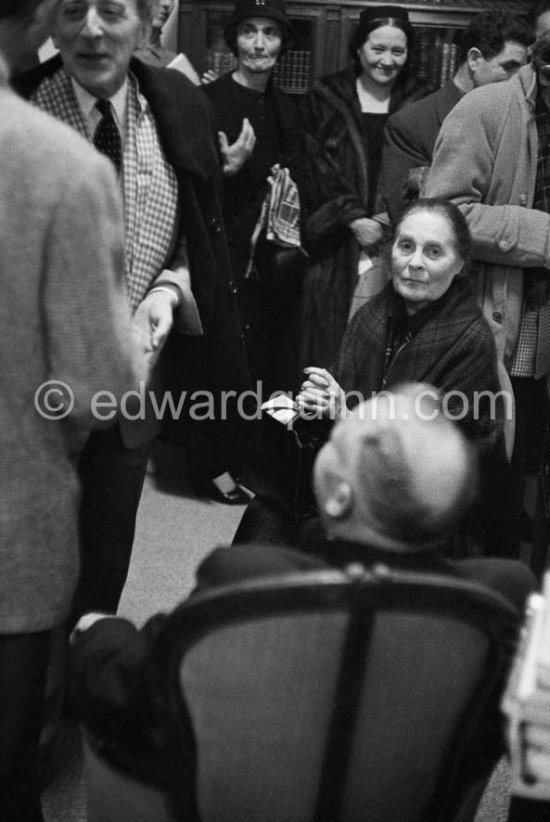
{"left": 147, "top": 284, "right": 182, "bottom": 308}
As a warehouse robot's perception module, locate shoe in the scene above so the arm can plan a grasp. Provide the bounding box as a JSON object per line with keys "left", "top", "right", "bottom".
{"left": 195, "top": 478, "right": 252, "bottom": 505}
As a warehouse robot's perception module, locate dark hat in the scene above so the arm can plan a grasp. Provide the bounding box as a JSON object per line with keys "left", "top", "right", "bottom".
{"left": 226, "top": 0, "right": 291, "bottom": 29}
{"left": 358, "top": 4, "right": 410, "bottom": 27}
{"left": 349, "top": 4, "right": 412, "bottom": 63}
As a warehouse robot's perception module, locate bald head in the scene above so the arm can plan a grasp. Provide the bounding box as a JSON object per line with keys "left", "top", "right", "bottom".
{"left": 313, "top": 385, "right": 477, "bottom": 552}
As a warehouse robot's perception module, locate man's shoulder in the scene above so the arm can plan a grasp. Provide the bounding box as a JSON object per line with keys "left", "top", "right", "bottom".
{"left": 454, "top": 558, "right": 537, "bottom": 614}
{"left": 0, "top": 87, "right": 117, "bottom": 217}
{"left": 0, "top": 84, "right": 105, "bottom": 175}
{"left": 389, "top": 82, "right": 458, "bottom": 128}
{"left": 447, "top": 76, "right": 518, "bottom": 122}
{"left": 12, "top": 53, "right": 62, "bottom": 99}
{"left": 195, "top": 543, "right": 328, "bottom": 592}
{"left": 131, "top": 56, "right": 208, "bottom": 107}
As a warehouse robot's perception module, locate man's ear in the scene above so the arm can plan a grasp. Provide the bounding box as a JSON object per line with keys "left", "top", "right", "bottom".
{"left": 322, "top": 478, "right": 354, "bottom": 520}
{"left": 466, "top": 47, "right": 484, "bottom": 75}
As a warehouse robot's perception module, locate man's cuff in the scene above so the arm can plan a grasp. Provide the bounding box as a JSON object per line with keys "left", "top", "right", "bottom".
{"left": 147, "top": 284, "right": 182, "bottom": 308}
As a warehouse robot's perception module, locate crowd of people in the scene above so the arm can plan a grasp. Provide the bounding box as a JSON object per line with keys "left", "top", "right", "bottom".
{"left": 2, "top": 0, "right": 550, "bottom": 820}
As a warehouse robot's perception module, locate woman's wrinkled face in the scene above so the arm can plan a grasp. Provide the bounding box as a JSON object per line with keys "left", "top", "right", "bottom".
{"left": 357, "top": 24, "right": 407, "bottom": 87}
{"left": 391, "top": 211, "right": 464, "bottom": 314}
{"left": 236, "top": 17, "right": 282, "bottom": 75}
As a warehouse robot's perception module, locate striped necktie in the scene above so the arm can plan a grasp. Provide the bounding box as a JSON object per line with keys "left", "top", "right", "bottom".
{"left": 93, "top": 98, "right": 121, "bottom": 174}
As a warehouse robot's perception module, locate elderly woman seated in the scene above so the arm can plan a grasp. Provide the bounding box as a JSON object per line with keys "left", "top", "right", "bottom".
{"left": 237, "top": 198, "right": 515, "bottom": 558}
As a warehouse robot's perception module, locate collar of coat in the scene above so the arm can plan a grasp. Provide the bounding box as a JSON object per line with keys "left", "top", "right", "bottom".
{"left": 311, "top": 66, "right": 430, "bottom": 114}
{"left": 517, "top": 62, "right": 539, "bottom": 113}
{"left": 13, "top": 53, "right": 219, "bottom": 182}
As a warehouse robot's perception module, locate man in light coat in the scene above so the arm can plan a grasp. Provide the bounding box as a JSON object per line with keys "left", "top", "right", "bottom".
{"left": 0, "top": 2, "right": 137, "bottom": 819}
{"left": 425, "top": 34, "right": 550, "bottom": 556}
{"left": 380, "top": 10, "right": 533, "bottom": 222}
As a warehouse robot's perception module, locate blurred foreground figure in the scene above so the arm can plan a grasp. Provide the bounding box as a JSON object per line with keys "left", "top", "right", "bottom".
{"left": 0, "top": 2, "right": 137, "bottom": 819}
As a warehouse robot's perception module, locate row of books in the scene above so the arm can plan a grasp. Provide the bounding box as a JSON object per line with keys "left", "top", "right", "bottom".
{"left": 416, "top": 26, "right": 461, "bottom": 89}
{"left": 273, "top": 50, "right": 311, "bottom": 94}
{"left": 207, "top": 25, "right": 464, "bottom": 95}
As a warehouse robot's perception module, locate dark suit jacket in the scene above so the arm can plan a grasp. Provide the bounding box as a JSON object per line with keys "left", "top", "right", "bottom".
{"left": 381, "top": 80, "right": 464, "bottom": 221}
{"left": 67, "top": 538, "right": 536, "bottom": 771}
{"left": 14, "top": 56, "right": 251, "bottom": 451}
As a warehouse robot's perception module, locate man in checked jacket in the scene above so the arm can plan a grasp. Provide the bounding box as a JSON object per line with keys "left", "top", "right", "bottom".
{"left": 15, "top": 0, "right": 250, "bottom": 619}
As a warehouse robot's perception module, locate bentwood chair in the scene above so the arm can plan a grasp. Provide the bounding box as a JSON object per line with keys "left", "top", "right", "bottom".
{"left": 84, "top": 564, "right": 519, "bottom": 822}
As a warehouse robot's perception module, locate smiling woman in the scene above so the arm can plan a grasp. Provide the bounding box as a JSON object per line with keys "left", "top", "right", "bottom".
{"left": 297, "top": 5, "right": 432, "bottom": 373}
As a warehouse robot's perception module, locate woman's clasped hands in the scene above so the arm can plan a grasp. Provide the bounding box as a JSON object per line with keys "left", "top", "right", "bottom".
{"left": 296, "top": 367, "right": 348, "bottom": 420}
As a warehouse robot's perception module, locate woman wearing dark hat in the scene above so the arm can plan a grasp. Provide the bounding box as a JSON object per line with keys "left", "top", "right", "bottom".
{"left": 298, "top": 5, "right": 431, "bottom": 371}
{"left": 197, "top": 0, "right": 303, "bottom": 502}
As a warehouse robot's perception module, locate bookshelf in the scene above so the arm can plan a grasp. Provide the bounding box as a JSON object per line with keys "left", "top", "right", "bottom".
{"left": 177, "top": 0, "right": 532, "bottom": 94}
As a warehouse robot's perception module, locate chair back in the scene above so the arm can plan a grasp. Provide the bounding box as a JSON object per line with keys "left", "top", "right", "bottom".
{"left": 151, "top": 564, "right": 518, "bottom": 822}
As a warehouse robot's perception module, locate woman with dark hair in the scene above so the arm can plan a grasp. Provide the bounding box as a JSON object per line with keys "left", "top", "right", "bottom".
{"left": 202, "top": 0, "right": 302, "bottom": 400}
{"left": 298, "top": 5, "right": 431, "bottom": 371}
{"left": 198, "top": 0, "right": 303, "bottom": 503}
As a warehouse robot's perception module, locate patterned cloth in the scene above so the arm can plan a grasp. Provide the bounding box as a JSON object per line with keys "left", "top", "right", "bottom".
{"left": 31, "top": 66, "right": 179, "bottom": 311}
{"left": 265, "top": 164, "right": 301, "bottom": 248}
{"left": 334, "top": 278, "right": 503, "bottom": 446}
{"left": 510, "top": 92, "right": 550, "bottom": 378}
{"left": 245, "top": 163, "right": 301, "bottom": 277}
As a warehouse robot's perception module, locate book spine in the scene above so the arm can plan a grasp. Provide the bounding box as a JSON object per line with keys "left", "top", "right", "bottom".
{"left": 448, "top": 42, "right": 459, "bottom": 80}
{"left": 440, "top": 42, "right": 451, "bottom": 87}
{"left": 429, "top": 32, "right": 443, "bottom": 90}
{"left": 417, "top": 27, "right": 431, "bottom": 84}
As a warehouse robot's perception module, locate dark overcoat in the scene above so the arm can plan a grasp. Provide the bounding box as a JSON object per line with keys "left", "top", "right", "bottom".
{"left": 381, "top": 79, "right": 463, "bottom": 222}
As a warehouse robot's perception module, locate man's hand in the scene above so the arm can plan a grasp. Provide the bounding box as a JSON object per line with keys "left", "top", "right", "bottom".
{"left": 219, "top": 118, "right": 256, "bottom": 176}
{"left": 134, "top": 290, "right": 175, "bottom": 352}
{"left": 350, "top": 217, "right": 384, "bottom": 251}
{"left": 296, "top": 367, "right": 348, "bottom": 420}
{"left": 132, "top": 289, "right": 176, "bottom": 381}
